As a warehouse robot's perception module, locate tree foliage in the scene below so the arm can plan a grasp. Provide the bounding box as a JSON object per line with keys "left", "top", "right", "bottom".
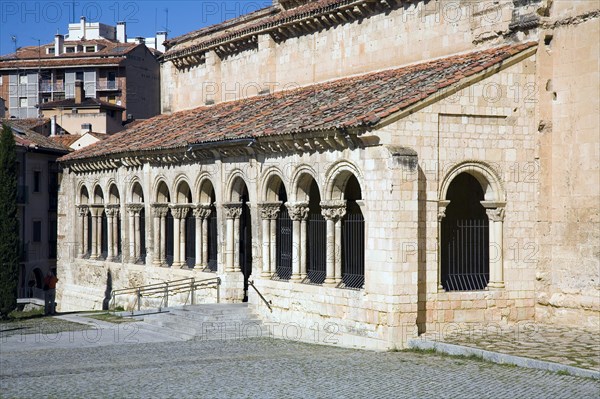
{"left": 0, "top": 123, "right": 19, "bottom": 318}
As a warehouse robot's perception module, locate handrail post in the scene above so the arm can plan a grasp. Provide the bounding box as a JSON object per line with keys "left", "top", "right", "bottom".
{"left": 137, "top": 288, "right": 141, "bottom": 311}
{"left": 164, "top": 282, "right": 169, "bottom": 308}
{"left": 191, "top": 278, "right": 195, "bottom": 305}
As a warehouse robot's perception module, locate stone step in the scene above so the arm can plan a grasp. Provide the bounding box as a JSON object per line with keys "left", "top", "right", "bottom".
{"left": 136, "top": 303, "right": 265, "bottom": 340}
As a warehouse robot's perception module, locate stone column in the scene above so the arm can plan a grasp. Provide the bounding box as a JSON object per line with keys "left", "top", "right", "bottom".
{"left": 437, "top": 200, "right": 450, "bottom": 291}
{"left": 193, "top": 204, "right": 212, "bottom": 269}
{"left": 89, "top": 205, "right": 103, "bottom": 259}
{"left": 321, "top": 200, "right": 346, "bottom": 286}
{"left": 127, "top": 204, "right": 144, "bottom": 263}
{"left": 223, "top": 202, "right": 243, "bottom": 272}
{"left": 151, "top": 204, "right": 169, "bottom": 267}
{"left": 105, "top": 205, "right": 116, "bottom": 261}
{"left": 77, "top": 205, "right": 89, "bottom": 257}
{"left": 485, "top": 205, "right": 506, "bottom": 289}
{"left": 170, "top": 205, "right": 190, "bottom": 268}
{"left": 286, "top": 202, "right": 308, "bottom": 281}
{"left": 258, "top": 202, "right": 281, "bottom": 277}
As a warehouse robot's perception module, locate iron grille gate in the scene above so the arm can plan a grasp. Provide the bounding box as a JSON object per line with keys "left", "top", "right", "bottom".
{"left": 185, "top": 213, "right": 195, "bottom": 267}
{"left": 342, "top": 212, "right": 365, "bottom": 289}
{"left": 207, "top": 207, "right": 218, "bottom": 271}
{"left": 441, "top": 218, "right": 489, "bottom": 291}
{"left": 276, "top": 206, "right": 293, "bottom": 280}
{"left": 307, "top": 212, "right": 326, "bottom": 284}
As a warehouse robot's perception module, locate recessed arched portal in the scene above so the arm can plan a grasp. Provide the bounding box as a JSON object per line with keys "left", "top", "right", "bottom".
{"left": 340, "top": 175, "right": 364, "bottom": 289}
{"left": 441, "top": 172, "right": 489, "bottom": 291}
{"left": 275, "top": 183, "right": 292, "bottom": 280}
{"left": 297, "top": 175, "right": 326, "bottom": 285}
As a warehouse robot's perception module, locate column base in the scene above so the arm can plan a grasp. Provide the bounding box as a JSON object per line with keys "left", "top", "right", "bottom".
{"left": 487, "top": 281, "right": 505, "bottom": 290}
{"left": 172, "top": 262, "right": 185, "bottom": 269}
{"left": 324, "top": 277, "right": 336, "bottom": 286}
{"left": 290, "top": 274, "right": 302, "bottom": 282}
{"left": 261, "top": 271, "right": 272, "bottom": 278}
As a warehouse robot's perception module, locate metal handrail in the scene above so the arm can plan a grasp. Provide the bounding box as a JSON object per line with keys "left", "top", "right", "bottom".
{"left": 110, "top": 277, "right": 221, "bottom": 312}
{"left": 248, "top": 280, "right": 272, "bottom": 312}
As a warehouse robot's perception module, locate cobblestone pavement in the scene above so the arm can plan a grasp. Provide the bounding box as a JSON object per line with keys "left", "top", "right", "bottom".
{"left": 0, "top": 316, "right": 90, "bottom": 338}
{"left": 2, "top": 336, "right": 599, "bottom": 398}
{"left": 419, "top": 323, "right": 600, "bottom": 371}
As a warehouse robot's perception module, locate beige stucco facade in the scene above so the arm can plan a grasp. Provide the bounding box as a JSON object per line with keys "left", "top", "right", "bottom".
{"left": 57, "top": 0, "right": 599, "bottom": 349}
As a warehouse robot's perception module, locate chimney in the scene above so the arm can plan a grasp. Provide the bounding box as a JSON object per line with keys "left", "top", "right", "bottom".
{"left": 81, "top": 123, "right": 92, "bottom": 135}
{"left": 116, "top": 22, "right": 127, "bottom": 43}
{"left": 50, "top": 116, "right": 57, "bottom": 136}
{"left": 80, "top": 16, "right": 86, "bottom": 39}
{"left": 74, "top": 80, "right": 84, "bottom": 104}
{"left": 156, "top": 31, "right": 167, "bottom": 52}
{"left": 54, "top": 34, "right": 64, "bottom": 56}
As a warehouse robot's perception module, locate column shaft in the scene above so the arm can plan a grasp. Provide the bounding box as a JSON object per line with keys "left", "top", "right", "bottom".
{"left": 299, "top": 219, "right": 307, "bottom": 278}
{"left": 153, "top": 216, "right": 161, "bottom": 266}
{"left": 233, "top": 217, "right": 240, "bottom": 272}
{"left": 261, "top": 218, "right": 270, "bottom": 276}
{"left": 173, "top": 216, "right": 181, "bottom": 267}
{"left": 129, "top": 213, "right": 136, "bottom": 261}
{"left": 334, "top": 219, "right": 342, "bottom": 283}
{"left": 269, "top": 218, "right": 277, "bottom": 275}
{"left": 226, "top": 218, "right": 234, "bottom": 272}
{"left": 291, "top": 219, "right": 301, "bottom": 281}
{"left": 134, "top": 214, "right": 141, "bottom": 261}
{"left": 160, "top": 215, "right": 167, "bottom": 265}
{"left": 195, "top": 217, "right": 203, "bottom": 268}
{"left": 324, "top": 218, "right": 335, "bottom": 285}
{"left": 201, "top": 218, "right": 208, "bottom": 268}
{"left": 107, "top": 215, "right": 114, "bottom": 260}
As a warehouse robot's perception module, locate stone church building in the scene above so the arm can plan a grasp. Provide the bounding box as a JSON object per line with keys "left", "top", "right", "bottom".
{"left": 57, "top": 0, "right": 599, "bottom": 349}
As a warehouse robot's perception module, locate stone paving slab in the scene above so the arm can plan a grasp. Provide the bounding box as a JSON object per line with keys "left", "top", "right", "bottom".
{"left": 417, "top": 323, "right": 600, "bottom": 372}
{"left": 2, "top": 336, "right": 599, "bottom": 398}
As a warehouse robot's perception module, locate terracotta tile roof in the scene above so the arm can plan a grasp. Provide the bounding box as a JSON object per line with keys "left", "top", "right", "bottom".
{"left": 3, "top": 122, "right": 71, "bottom": 153}
{"left": 2, "top": 118, "right": 50, "bottom": 130}
{"left": 164, "top": 0, "right": 376, "bottom": 59}
{"left": 0, "top": 39, "right": 136, "bottom": 69}
{"left": 49, "top": 134, "right": 80, "bottom": 148}
{"left": 61, "top": 42, "right": 536, "bottom": 162}
{"left": 40, "top": 98, "right": 126, "bottom": 111}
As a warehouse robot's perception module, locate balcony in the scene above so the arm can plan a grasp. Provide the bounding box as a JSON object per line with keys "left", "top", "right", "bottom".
{"left": 96, "top": 80, "right": 121, "bottom": 91}
{"left": 40, "top": 82, "right": 65, "bottom": 93}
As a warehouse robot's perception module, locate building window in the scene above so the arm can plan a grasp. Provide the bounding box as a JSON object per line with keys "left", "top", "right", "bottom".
{"left": 33, "top": 171, "right": 41, "bottom": 192}
{"left": 65, "top": 46, "right": 75, "bottom": 53}
{"left": 19, "top": 97, "right": 27, "bottom": 107}
{"left": 19, "top": 73, "right": 27, "bottom": 84}
{"left": 76, "top": 71, "right": 84, "bottom": 81}
{"left": 47, "top": 47, "right": 55, "bottom": 54}
{"left": 108, "top": 95, "right": 117, "bottom": 104}
{"left": 72, "top": 108, "right": 78, "bottom": 114}
{"left": 85, "top": 46, "right": 95, "bottom": 53}
{"left": 33, "top": 221, "right": 42, "bottom": 243}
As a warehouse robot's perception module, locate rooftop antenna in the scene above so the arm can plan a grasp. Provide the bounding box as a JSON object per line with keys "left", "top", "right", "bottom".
{"left": 11, "top": 35, "right": 17, "bottom": 55}
{"left": 163, "top": 8, "right": 171, "bottom": 34}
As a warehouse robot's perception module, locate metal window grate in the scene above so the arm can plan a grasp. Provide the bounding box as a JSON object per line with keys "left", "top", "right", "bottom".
{"left": 186, "top": 212, "right": 196, "bottom": 268}
{"left": 342, "top": 212, "right": 365, "bottom": 289}
{"left": 306, "top": 213, "right": 326, "bottom": 284}
{"left": 207, "top": 207, "right": 218, "bottom": 272}
{"left": 441, "top": 218, "right": 489, "bottom": 291}
{"left": 275, "top": 205, "right": 293, "bottom": 280}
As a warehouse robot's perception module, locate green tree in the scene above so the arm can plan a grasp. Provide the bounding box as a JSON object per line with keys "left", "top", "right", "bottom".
{"left": 0, "top": 123, "right": 19, "bottom": 318}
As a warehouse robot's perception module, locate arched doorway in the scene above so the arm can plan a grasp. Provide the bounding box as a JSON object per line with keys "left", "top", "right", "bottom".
{"left": 441, "top": 172, "right": 489, "bottom": 291}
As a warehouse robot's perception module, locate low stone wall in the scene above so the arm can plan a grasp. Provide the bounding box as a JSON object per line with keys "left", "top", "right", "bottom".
{"left": 57, "top": 259, "right": 221, "bottom": 312}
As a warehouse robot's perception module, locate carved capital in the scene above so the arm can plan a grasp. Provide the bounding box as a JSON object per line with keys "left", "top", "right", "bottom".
{"left": 285, "top": 201, "right": 309, "bottom": 221}
{"left": 258, "top": 202, "right": 281, "bottom": 220}
{"left": 105, "top": 204, "right": 120, "bottom": 218}
{"left": 223, "top": 202, "right": 243, "bottom": 219}
{"left": 88, "top": 204, "right": 104, "bottom": 217}
{"left": 320, "top": 200, "right": 346, "bottom": 222}
{"left": 77, "top": 205, "right": 89, "bottom": 217}
{"left": 127, "top": 203, "right": 144, "bottom": 216}
{"left": 193, "top": 203, "right": 212, "bottom": 219}
{"left": 438, "top": 200, "right": 450, "bottom": 222}
{"left": 486, "top": 207, "right": 505, "bottom": 222}
{"left": 151, "top": 203, "right": 169, "bottom": 218}
{"left": 169, "top": 204, "right": 191, "bottom": 219}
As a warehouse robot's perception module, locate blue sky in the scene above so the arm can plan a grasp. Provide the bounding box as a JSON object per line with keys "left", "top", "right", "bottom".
{"left": 0, "top": 0, "right": 272, "bottom": 55}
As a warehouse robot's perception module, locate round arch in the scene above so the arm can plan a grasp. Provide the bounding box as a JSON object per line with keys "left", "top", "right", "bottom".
{"left": 261, "top": 168, "right": 286, "bottom": 202}
{"left": 174, "top": 177, "right": 193, "bottom": 203}
{"left": 92, "top": 184, "right": 104, "bottom": 204}
{"left": 108, "top": 183, "right": 120, "bottom": 204}
{"left": 226, "top": 171, "right": 250, "bottom": 202}
{"left": 130, "top": 180, "right": 145, "bottom": 203}
{"left": 79, "top": 184, "right": 90, "bottom": 205}
{"left": 325, "top": 161, "right": 364, "bottom": 201}
{"left": 195, "top": 173, "right": 216, "bottom": 204}
{"left": 154, "top": 179, "right": 171, "bottom": 203}
{"left": 290, "top": 165, "right": 320, "bottom": 202}
{"left": 439, "top": 161, "right": 505, "bottom": 202}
